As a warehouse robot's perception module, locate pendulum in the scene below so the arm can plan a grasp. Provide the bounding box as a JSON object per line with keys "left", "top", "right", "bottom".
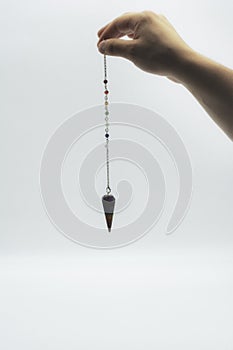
{"left": 102, "top": 54, "right": 115, "bottom": 232}
{"left": 102, "top": 54, "right": 115, "bottom": 233}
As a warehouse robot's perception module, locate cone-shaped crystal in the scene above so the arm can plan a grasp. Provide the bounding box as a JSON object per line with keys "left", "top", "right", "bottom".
{"left": 102, "top": 194, "right": 115, "bottom": 232}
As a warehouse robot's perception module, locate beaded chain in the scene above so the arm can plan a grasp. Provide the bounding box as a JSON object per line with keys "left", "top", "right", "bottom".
{"left": 101, "top": 54, "right": 116, "bottom": 233}
{"left": 103, "top": 54, "right": 111, "bottom": 195}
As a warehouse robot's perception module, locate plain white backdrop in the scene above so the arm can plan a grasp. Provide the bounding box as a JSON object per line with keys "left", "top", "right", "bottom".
{"left": 1, "top": 0, "right": 233, "bottom": 349}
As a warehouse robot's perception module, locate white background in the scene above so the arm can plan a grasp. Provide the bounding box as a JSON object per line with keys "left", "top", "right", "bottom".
{"left": 1, "top": 0, "right": 233, "bottom": 349}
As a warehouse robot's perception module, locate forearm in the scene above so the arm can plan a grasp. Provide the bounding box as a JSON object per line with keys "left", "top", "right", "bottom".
{"left": 172, "top": 49, "right": 233, "bottom": 140}
{"left": 97, "top": 11, "right": 233, "bottom": 140}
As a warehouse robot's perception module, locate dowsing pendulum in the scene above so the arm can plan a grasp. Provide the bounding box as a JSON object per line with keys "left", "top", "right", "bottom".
{"left": 101, "top": 54, "right": 115, "bottom": 233}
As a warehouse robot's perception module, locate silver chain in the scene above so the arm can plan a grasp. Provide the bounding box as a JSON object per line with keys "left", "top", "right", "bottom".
{"left": 104, "top": 54, "right": 111, "bottom": 195}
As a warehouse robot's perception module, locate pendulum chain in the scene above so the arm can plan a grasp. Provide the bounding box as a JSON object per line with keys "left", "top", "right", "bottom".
{"left": 103, "top": 54, "right": 111, "bottom": 195}
{"left": 101, "top": 54, "right": 115, "bottom": 232}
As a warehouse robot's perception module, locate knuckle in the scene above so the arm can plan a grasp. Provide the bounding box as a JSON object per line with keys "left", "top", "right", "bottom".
{"left": 141, "top": 10, "right": 157, "bottom": 18}
{"left": 139, "top": 10, "right": 156, "bottom": 26}
{"left": 122, "top": 11, "right": 131, "bottom": 16}
{"left": 159, "top": 14, "right": 167, "bottom": 20}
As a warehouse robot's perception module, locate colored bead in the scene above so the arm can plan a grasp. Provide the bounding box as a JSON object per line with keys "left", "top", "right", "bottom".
{"left": 104, "top": 90, "right": 109, "bottom": 94}
{"left": 105, "top": 101, "right": 108, "bottom": 105}
{"left": 105, "top": 133, "right": 109, "bottom": 138}
{"left": 103, "top": 79, "right": 108, "bottom": 84}
{"left": 105, "top": 111, "right": 109, "bottom": 115}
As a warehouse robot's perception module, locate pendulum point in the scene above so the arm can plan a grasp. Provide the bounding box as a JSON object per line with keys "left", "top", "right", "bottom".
{"left": 102, "top": 194, "right": 115, "bottom": 232}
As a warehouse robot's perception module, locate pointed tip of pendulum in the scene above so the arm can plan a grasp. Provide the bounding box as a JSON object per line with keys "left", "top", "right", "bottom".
{"left": 102, "top": 194, "right": 115, "bottom": 233}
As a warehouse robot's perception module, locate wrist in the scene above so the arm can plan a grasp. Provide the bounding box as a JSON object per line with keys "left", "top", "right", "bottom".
{"left": 169, "top": 47, "right": 205, "bottom": 86}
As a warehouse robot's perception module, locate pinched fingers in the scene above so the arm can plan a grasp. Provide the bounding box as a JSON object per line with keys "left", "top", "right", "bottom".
{"left": 97, "top": 11, "right": 143, "bottom": 46}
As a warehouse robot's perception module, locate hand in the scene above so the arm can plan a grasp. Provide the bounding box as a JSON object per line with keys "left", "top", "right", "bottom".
{"left": 97, "top": 10, "right": 233, "bottom": 140}
{"left": 97, "top": 10, "right": 193, "bottom": 81}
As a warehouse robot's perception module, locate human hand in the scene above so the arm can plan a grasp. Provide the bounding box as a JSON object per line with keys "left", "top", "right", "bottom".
{"left": 97, "top": 11, "right": 233, "bottom": 140}
{"left": 97, "top": 10, "right": 193, "bottom": 81}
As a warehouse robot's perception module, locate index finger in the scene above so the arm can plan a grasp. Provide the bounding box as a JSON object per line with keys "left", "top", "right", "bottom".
{"left": 97, "top": 12, "right": 142, "bottom": 45}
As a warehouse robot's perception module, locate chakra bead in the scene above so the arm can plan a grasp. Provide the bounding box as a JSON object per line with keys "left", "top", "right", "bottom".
{"left": 104, "top": 90, "right": 109, "bottom": 94}
{"left": 105, "top": 111, "right": 109, "bottom": 115}
{"left": 105, "top": 133, "right": 109, "bottom": 138}
{"left": 105, "top": 101, "right": 108, "bottom": 105}
{"left": 103, "top": 79, "right": 108, "bottom": 84}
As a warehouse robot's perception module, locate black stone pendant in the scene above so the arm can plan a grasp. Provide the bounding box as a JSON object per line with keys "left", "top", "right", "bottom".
{"left": 102, "top": 194, "right": 115, "bottom": 232}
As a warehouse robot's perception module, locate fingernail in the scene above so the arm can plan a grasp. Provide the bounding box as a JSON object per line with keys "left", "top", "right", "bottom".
{"left": 98, "top": 40, "right": 106, "bottom": 53}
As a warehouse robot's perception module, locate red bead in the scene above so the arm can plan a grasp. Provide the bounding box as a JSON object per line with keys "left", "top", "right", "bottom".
{"left": 104, "top": 90, "right": 109, "bottom": 94}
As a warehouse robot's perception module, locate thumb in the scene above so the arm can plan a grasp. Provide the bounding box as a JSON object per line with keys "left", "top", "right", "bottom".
{"left": 98, "top": 38, "right": 133, "bottom": 59}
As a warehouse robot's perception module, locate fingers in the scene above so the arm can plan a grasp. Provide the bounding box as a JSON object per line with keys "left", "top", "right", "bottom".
{"left": 97, "top": 25, "right": 107, "bottom": 37}
{"left": 97, "top": 11, "right": 136, "bottom": 38}
{"left": 98, "top": 38, "right": 134, "bottom": 59}
{"left": 97, "top": 12, "right": 142, "bottom": 46}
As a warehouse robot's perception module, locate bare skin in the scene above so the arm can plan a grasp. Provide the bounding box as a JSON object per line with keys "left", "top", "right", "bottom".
{"left": 97, "top": 10, "right": 233, "bottom": 141}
